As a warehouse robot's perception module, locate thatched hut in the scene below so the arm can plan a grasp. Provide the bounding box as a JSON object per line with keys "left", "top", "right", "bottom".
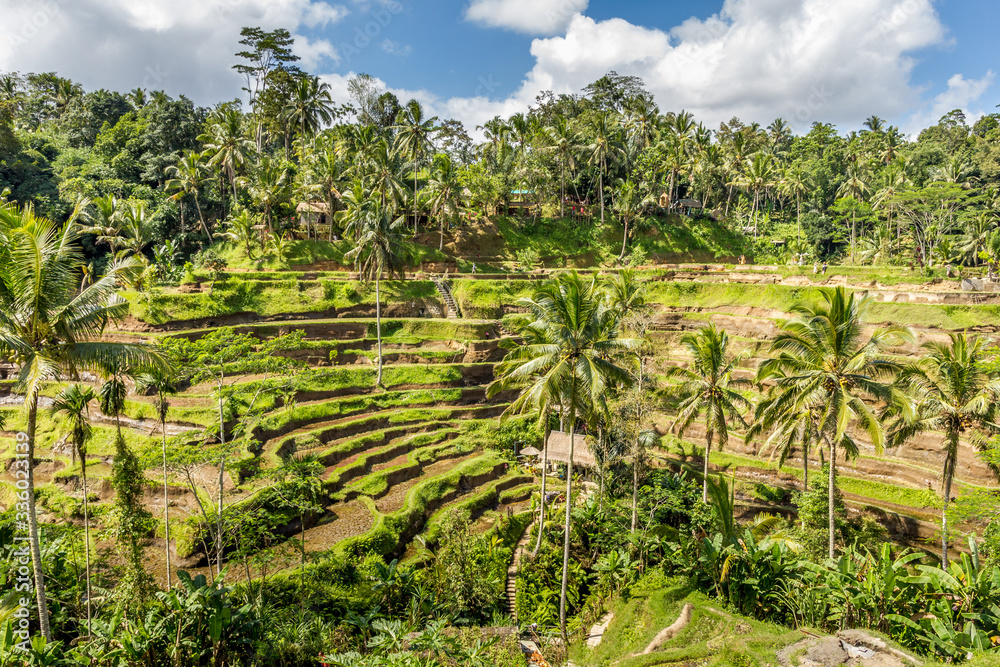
{"left": 523, "top": 431, "right": 596, "bottom": 478}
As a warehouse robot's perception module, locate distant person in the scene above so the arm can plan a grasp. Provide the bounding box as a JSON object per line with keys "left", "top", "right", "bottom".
{"left": 471, "top": 262, "right": 477, "bottom": 274}
{"left": 822, "top": 262, "right": 828, "bottom": 274}
{"left": 945, "top": 264, "right": 953, "bottom": 278}
{"left": 739, "top": 254, "right": 746, "bottom": 265}
{"left": 813, "top": 262, "right": 819, "bottom": 274}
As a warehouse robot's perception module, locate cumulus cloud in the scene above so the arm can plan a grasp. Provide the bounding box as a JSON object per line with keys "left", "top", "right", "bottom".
{"left": 464, "top": 0, "right": 589, "bottom": 35}
{"left": 902, "top": 71, "right": 996, "bottom": 135}
{"left": 380, "top": 39, "right": 412, "bottom": 58}
{"left": 444, "top": 0, "right": 987, "bottom": 137}
{"left": 0, "top": 0, "right": 346, "bottom": 103}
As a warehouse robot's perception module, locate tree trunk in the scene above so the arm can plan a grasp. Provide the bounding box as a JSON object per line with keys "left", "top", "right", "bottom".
{"left": 560, "top": 159, "right": 566, "bottom": 218}
{"left": 533, "top": 414, "right": 551, "bottom": 556}
{"left": 217, "top": 376, "right": 226, "bottom": 579}
{"left": 703, "top": 429, "right": 713, "bottom": 503}
{"left": 559, "top": 397, "right": 576, "bottom": 644}
{"left": 828, "top": 438, "right": 837, "bottom": 560}
{"left": 620, "top": 216, "right": 630, "bottom": 261}
{"left": 941, "top": 437, "right": 956, "bottom": 569}
{"left": 193, "top": 196, "right": 212, "bottom": 243}
{"left": 599, "top": 171, "right": 605, "bottom": 225}
{"left": 161, "top": 416, "right": 172, "bottom": 590}
{"left": 375, "top": 278, "right": 384, "bottom": 388}
{"left": 25, "top": 396, "right": 53, "bottom": 640}
{"left": 413, "top": 171, "right": 419, "bottom": 236}
{"left": 439, "top": 210, "right": 444, "bottom": 251}
{"left": 630, "top": 446, "right": 639, "bottom": 534}
{"left": 81, "top": 445, "right": 92, "bottom": 637}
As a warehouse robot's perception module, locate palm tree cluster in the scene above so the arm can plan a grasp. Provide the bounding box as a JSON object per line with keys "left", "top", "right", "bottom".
{"left": 488, "top": 271, "right": 646, "bottom": 640}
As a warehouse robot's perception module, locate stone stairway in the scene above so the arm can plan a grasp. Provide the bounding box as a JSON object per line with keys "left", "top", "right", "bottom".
{"left": 506, "top": 519, "right": 534, "bottom": 623}
{"left": 432, "top": 277, "right": 461, "bottom": 319}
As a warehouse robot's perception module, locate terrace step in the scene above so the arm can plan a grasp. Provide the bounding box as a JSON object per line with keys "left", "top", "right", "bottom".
{"left": 432, "top": 277, "right": 461, "bottom": 319}
{"left": 506, "top": 516, "right": 535, "bottom": 623}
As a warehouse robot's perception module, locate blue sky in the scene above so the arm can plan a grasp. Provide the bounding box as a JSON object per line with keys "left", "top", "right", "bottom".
{"left": 0, "top": 0, "right": 994, "bottom": 135}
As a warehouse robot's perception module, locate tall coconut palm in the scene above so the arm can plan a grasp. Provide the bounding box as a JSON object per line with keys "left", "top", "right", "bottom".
{"left": 135, "top": 365, "right": 180, "bottom": 588}
{"left": 248, "top": 156, "right": 293, "bottom": 234}
{"left": 165, "top": 151, "right": 212, "bottom": 241}
{"left": 369, "top": 139, "right": 407, "bottom": 212}
{"left": 489, "top": 272, "right": 639, "bottom": 642}
{"left": 199, "top": 108, "right": 254, "bottom": 205}
{"left": 0, "top": 202, "right": 150, "bottom": 640}
{"left": 344, "top": 205, "right": 410, "bottom": 387}
{"left": 427, "top": 153, "right": 463, "bottom": 251}
{"left": 49, "top": 383, "right": 96, "bottom": 635}
{"left": 780, "top": 167, "right": 811, "bottom": 245}
{"left": 586, "top": 112, "right": 622, "bottom": 225}
{"left": 487, "top": 319, "right": 558, "bottom": 557}
{"left": 666, "top": 324, "right": 752, "bottom": 503}
{"left": 80, "top": 194, "right": 124, "bottom": 255}
{"left": 283, "top": 75, "right": 336, "bottom": 149}
{"left": 837, "top": 168, "right": 870, "bottom": 262}
{"left": 546, "top": 117, "right": 580, "bottom": 218}
{"left": 613, "top": 179, "right": 643, "bottom": 261}
{"left": 392, "top": 100, "right": 439, "bottom": 234}
{"left": 885, "top": 333, "right": 1000, "bottom": 567}
{"left": 758, "top": 287, "right": 910, "bottom": 558}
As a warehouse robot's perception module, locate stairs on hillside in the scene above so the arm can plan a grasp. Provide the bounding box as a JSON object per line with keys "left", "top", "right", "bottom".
{"left": 505, "top": 519, "right": 534, "bottom": 623}
{"left": 432, "top": 277, "right": 461, "bottom": 319}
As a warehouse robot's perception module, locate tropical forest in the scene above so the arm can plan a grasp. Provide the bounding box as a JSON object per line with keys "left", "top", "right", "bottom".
{"left": 2, "top": 26, "right": 1000, "bottom": 667}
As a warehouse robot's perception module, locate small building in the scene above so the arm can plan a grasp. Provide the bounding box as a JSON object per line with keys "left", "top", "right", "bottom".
{"left": 677, "top": 198, "right": 704, "bottom": 215}
{"left": 523, "top": 431, "right": 597, "bottom": 477}
{"left": 296, "top": 201, "right": 338, "bottom": 239}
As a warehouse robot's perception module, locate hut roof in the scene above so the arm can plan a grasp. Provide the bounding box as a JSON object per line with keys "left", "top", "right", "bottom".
{"left": 536, "top": 431, "right": 597, "bottom": 469}
{"left": 296, "top": 199, "right": 339, "bottom": 214}
{"left": 677, "top": 198, "right": 704, "bottom": 209}
{"left": 520, "top": 446, "right": 542, "bottom": 457}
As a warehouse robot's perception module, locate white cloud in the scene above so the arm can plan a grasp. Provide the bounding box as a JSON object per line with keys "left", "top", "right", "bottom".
{"left": 380, "top": 39, "right": 412, "bottom": 58}
{"left": 464, "top": 0, "right": 588, "bottom": 35}
{"left": 902, "top": 71, "right": 996, "bottom": 136}
{"left": 0, "top": 0, "right": 346, "bottom": 102}
{"left": 436, "top": 0, "right": 982, "bottom": 137}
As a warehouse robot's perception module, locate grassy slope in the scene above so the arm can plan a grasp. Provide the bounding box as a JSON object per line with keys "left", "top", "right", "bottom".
{"left": 572, "top": 574, "right": 993, "bottom": 667}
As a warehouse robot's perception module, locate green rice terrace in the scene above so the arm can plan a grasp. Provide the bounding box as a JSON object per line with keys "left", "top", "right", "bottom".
{"left": 4, "top": 50, "right": 1000, "bottom": 667}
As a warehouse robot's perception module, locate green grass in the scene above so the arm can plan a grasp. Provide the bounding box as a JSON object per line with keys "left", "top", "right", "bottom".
{"left": 212, "top": 239, "right": 448, "bottom": 272}
{"left": 126, "top": 279, "right": 440, "bottom": 325}
{"left": 571, "top": 575, "right": 803, "bottom": 667}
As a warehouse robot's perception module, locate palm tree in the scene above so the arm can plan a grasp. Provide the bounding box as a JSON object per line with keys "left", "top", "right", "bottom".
{"left": 837, "top": 168, "right": 870, "bottom": 261}
{"left": 115, "top": 200, "right": 154, "bottom": 263}
{"left": 613, "top": 180, "right": 643, "bottom": 261}
{"left": 780, "top": 167, "right": 810, "bottom": 245}
{"left": 199, "top": 108, "right": 253, "bottom": 205}
{"left": 80, "top": 194, "right": 125, "bottom": 254}
{"left": 369, "top": 139, "right": 407, "bottom": 212}
{"left": 344, "top": 205, "right": 410, "bottom": 387}
{"left": 49, "top": 384, "right": 96, "bottom": 635}
{"left": 165, "top": 151, "right": 212, "bottom": 241}
{"left": 427, "top": 153, "right": 463, "bottom": 251}
{"left": 732, "top": 153, "right": 777, "bottom": 238}
{"left": 488, "top": 272, "right": 638, "bottom": 641}
{"left": 283, "top": 76, "right": 336, "bottom": 155}
{"left": 667, "top": 324, "right": 751, "bottom": 503}
{"left": 546, "top": 117, "right": 580, "bottom": 218}
{"left": 248, "top": 156, "right": 293, "bottom": 234}
{"left": 303, "top": 139, "right": 343, "bottom": 241}
{"left": 393, "top": 100, "right": 439, "bottom": 234}
{"left": 0, "top": 202, "right": 151, "bottom": 640}
{"left": 586, "top": 112, "right": 622, "bottom": 225}
{"left": 136, "top": 365, "right": 180, "bottom": 589}
{"left": 886, "top": 333, "right": 1000, "bottom": 567}
{"left": 758, "top": 287, "right": 911, "bottom": 557}
{"left": 487, "top": 319, "right": 558, "bottom": 557}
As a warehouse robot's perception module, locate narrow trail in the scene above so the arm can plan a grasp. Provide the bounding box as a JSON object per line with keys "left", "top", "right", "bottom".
{"left": 505, "top": 516, "right": 534, "bottom": 623}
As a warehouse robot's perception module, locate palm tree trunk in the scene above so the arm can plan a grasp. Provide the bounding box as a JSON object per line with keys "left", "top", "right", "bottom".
{"left": 620, "top": 216, "right": 630, "bottom": 261}
{"left": 559, "top": 396, "right": 577, "bottom": 644}
{"left": 828, "top": 438, "right": 836, "bottom": 559}
{"left": 193, "top": 197, "right": 212, "bottom": 243}
{"left": 533, "top": 414, "right": 551, "bottom": 556}
{"left": 941, "top": 435, "right": 956, "bottom": 569}
{"left": 25, "top": 396, "right": 53, "bottom": 641}
{"left": 439, "top": 211, "right": 444, "bottom": 252}
{"left": 375, "top": 278, "right": 384, "bottom": 388}
{"left": 630, "top": 446, "right": 639, "bottom": 534}
{"left": 703, "top": 429, "right": 713, "bottom": 503}
{"left": 81, "top": 453, "right": 92, "bottom": 636}
{"left": 414, "top": 171, "right": 419, "bottom": 236}
{"left": 161, "top": 418, "right": 172, "bottom": 590}
{"left": 599, "top": 171, "right": 605, "bottom": 225}
{"left": 560, "top": 159, "right": 566, "bottom": 218}
{"left": 216, "top": 376, "right": 225, "bottom": 579}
